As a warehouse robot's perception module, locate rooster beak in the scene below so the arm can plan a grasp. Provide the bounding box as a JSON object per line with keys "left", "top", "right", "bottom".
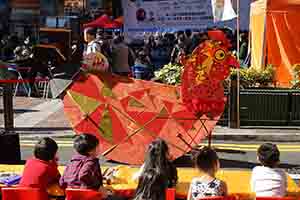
{"left": 227, "top": 56, "right": 240, "bottom": 69}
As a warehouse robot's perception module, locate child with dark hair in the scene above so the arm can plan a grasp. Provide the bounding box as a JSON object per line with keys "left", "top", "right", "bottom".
{"left": 187, "top": 146, "right": 227, "bottom": 200}
{"left": 60, "top": 133, "right": 114, "bottom": 198}
{"left": 132, "top": 139, "right": 178, "bottom": 188}
{"left": 134, "top": 168, "right": 167, "bottom": 200}
{"left": 251, "top": 143, "right": 286, "bottom": 197}
{"left": 20, "top": 137, "right": 60, "bottom": 191}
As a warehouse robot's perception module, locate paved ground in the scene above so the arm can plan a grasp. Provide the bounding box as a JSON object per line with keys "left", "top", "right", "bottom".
{"left": 0, "top": 96, "right": 300, "bottom": 141}
{"left": 0, "top": 96, "right": 72, "bottom": 136}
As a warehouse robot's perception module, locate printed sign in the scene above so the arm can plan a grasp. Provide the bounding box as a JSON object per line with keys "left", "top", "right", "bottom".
{"left": 122, "top": 0, "right": 215, "bottom": 32}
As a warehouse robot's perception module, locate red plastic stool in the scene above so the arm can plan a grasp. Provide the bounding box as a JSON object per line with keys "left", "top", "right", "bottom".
{"left": 256, "top": 197, "right": 296, "bottom": 200}
{"left": 1, "top": 187, "right": 49, "bottom": 200}
{"left": 66, "top": 188, "right": 103, "bottom": 200}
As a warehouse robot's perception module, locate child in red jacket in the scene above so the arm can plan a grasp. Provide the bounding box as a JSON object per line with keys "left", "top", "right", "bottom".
{"left": 20, "top": 137, "right": 60, "bottom": 191}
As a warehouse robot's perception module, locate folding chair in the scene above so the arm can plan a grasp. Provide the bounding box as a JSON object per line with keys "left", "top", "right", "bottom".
{"left": 65, "top": 188, "right": 103, "bottom": 200}
{"left": 1, "top": 187, "right": 49, "bottom": 200}
{"left": 7, "top": 66, "right": 31, "bottom": 97}
{"left": 36, "top": 77, "right": 51, "bottom": 99}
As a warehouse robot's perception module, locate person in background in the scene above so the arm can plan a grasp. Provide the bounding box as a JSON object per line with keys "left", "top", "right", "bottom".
{"left": 84, "top": 28, "right": 101, "bottom": 55}
{"left": 187, "top": 146, "right": 227, "bottom": 200}
{"left": 145, "top": 35, "right": 156, "bottom": 56}
{"left": 190, "top": 32, "right": 209, "bottom": 52}
{"left": 20, "top": 137, "right": 60, "bottom": 191}
{"left": 111, "top": 35, "right": 132, "bottom": 76}
{"left": 133, "top": 169, "right": 167, "bottom": 200}
{"left": 184, "top": 29, "right": 193, "bottom": 54}
{"left": 251, "top": 143, "right": 287, "bottom": 197}
{"left": 149, "top": 37, "right": 169, "bottom": 70}
{"left": 133, "top": 49, "right": 152, "bottom": 79}
{"left": 170, "top": 34, "right": 186, "bottom": 64}
{"left": 239, "top": 32, "right": 249, "bottom": 66}
{"left": 97, "top": 29, "right": 113, "bottom": 65}
{"left": 132, "top": 139, "right": 178, "bottom": 188}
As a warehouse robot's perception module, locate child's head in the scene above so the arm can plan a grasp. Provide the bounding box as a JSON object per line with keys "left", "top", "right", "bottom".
{"left": 144, "top": 139, "right": 170, "bottom": 170}
{"left": 135, "top": 169, "right": 167, "bottom": 200}
{"left": 257, "top": 143, "right": 280, "bottom": 168}
{"left": 193, "top": 146, "right": 219, "bottom": 176}
{"left": 73, "top": 133, "right": 99, "bottom": 157}
{"left": 34, "top": 137, "right": 58, "bottom": 161}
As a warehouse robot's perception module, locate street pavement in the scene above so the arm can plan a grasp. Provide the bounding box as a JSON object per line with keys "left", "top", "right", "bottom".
{"left": 1, "top": 97, "right": 300, "bottom": 173}
{"left": 1, "top": 96, "right": 300, "bottom": 140}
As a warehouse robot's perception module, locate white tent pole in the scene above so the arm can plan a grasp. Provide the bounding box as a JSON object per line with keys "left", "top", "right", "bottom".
{"left": 236, "top": 0, "right": 240, "bottom": 128}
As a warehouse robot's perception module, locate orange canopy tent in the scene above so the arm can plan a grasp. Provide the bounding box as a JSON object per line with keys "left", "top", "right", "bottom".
{"left": 250, "top": 0, "right": 300, "bottom": 86}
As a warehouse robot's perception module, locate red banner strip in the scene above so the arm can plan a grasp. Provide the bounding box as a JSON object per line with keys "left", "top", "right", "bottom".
{"left": 0, "top": 78, "right": 50, "bottom": 83}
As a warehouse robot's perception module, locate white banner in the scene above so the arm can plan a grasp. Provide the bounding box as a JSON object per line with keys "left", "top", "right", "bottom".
{"left": 123, "top": 0, "right": 214, "bottom": 32}
{"left": 123, "top": 0, "right": 238, "bottom": 32}
{"left": 211, "top": 0, "right": 237, "bottom": 22}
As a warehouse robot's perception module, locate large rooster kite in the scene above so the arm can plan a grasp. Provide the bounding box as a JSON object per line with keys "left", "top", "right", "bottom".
{"left": 63, "top": 30, "right": 239, "bottom": 164}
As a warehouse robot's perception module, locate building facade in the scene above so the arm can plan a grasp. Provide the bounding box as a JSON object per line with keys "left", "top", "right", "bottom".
{"left": 5, "top": 0, "right": 122, "bottom": 38}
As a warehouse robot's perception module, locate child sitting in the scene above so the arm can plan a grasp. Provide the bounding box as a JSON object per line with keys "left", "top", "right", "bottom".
{"left": 20, "top": 137, "right": 60, "bottom": 191}
{"left": 134, "top": 168, "right": 167, "bottom": 200}
{"left": 59, "top": 133, "right": 111, "bottom": 198}
{"left": 132, "top": 139, "right": 178, "bottom": 188}
{"left": 187, "top": 146, "right": 227, "bottom": 200}
{"left": 251, "top": 143, "right": 287, "bottom": 197}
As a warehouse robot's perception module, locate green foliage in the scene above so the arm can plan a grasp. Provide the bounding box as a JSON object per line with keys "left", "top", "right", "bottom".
{"left": 230, "top": 65, "right": 274, "bottom": 88}
{"left": 154, "top": 63, "right": 183, "bottom": 85}
{"left": 291, "top": 64, "right": 300, "bottom": 89}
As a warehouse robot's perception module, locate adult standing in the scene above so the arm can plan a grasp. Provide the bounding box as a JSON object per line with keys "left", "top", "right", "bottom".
{"left": 111, "top": 36, "right": 132, "bottom": 76}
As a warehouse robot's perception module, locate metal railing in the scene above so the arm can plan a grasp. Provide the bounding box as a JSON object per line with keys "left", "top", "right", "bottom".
{"left": 218, "top": 89, "right": 300, "bottom": 126}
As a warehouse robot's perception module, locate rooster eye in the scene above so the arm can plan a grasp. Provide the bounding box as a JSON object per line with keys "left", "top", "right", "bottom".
{"left": 214, "top": 49, "right": 226, "bottom": 61}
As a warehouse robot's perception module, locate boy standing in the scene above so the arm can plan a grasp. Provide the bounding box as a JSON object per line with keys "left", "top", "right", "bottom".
{"left": 251, "top": 143, "right": 287, "bottom": 197}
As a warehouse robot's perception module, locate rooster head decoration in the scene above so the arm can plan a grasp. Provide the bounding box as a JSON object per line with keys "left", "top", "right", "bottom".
{"left": 181, "top": 30, "right": 240, "bottom": 119}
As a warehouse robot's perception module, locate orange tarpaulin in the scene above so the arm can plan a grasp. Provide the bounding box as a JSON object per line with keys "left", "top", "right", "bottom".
{"left": 250, "top": 0, "right": 300, "bottom": 86}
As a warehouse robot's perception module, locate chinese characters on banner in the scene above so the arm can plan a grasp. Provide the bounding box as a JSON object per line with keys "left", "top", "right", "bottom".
{"left": 123, "top": 0, "right": 236, "bottom": 32}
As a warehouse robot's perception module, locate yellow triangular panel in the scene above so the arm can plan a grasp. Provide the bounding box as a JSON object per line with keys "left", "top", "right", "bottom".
{"left": 68, "top": 91, "right": 101, "bottom": 114}
{"left": 128, "top": 97, "right": 145, "bottom": 108}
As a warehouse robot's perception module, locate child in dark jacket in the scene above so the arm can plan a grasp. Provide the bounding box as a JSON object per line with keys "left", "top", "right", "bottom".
{"left": 60, "top": 133, "right": 112, "bottom": 198}
{"left": 20, "top": 137, "right": 60, "bottom": 191}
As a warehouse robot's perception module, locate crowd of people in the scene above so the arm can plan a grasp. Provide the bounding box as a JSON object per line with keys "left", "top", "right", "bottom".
{"left": 20, "top": 133, "right": 287, "bottom": 200}
{"left": 83, "top": 27, "right": 250, "bottom": 80}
